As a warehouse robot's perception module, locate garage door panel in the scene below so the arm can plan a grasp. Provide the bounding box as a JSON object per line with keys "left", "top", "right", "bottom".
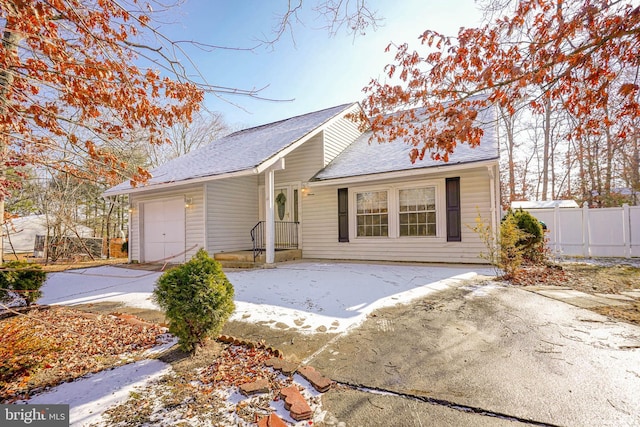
{"left": 163, "top": 226, "right": 184, "bottom": 243}
{"left": 143, "top": 198, "right": 185, "bottom": 263}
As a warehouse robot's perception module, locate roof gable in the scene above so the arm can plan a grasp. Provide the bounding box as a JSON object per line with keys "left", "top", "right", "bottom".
{"left": 105, "top": 103, "right": 358, "bottom": 195}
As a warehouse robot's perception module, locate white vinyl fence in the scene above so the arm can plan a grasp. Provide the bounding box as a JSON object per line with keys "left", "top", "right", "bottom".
{"left": 523, "top": 204, "right": 639, "bottom": 258}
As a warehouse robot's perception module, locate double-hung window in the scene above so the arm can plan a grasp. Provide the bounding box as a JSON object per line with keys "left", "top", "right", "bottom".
{"left": 399, "top": 187, "right": 436, "bottom": 237}
{"left": 356, "top": 191, "right": 388, "bottom": 237}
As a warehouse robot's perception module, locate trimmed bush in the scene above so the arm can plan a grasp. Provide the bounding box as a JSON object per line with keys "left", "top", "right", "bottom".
{"left": 506, "top": 208, "right": 545, "bottom": 262}
{"left": 498, "top": 213, "right": 527, "bottom": 278}
{"left": 0, "top": 261, "right": 47, "bottom": 306}
{"left": 472, "top": 209, "right": 547, "bottom": 279}
{"left": 153, "top": 249, "right": 235, "bottom": 353}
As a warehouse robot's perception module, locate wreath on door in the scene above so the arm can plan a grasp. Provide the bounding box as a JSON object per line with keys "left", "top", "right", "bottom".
{"left": 276, "top": 192, "right": 286, "bottom": 220}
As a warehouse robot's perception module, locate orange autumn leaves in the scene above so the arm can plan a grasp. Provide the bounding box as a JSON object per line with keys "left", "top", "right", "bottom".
{"left": 0, "top": 306, "right": 166, "bottom": 403}
{"left": 362, "top": 0, "right": 640, "bottom": 163}
{"left": 0, "top": 0, "right": 203, "bottom": 189}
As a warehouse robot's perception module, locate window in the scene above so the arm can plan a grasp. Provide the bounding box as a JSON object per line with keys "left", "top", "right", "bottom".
{"left": 356, "top": 191, "right": 388, "bottom": 237}
{"left": 399, "top": 187, "right": 436, "bottom": 237}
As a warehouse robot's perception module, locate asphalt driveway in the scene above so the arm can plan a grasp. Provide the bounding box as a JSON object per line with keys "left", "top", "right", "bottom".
{"left": 309, "top": 281, "right": 640, "bottom": 426}
{"left": 37, "top": 261, "right": 640, "bottom": 426}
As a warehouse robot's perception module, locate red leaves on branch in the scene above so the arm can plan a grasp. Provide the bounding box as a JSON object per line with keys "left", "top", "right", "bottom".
{"left": 0, "top": 0, "right": 204, "bottom": 189}
{"left": 363, "top": 0, "right": 640, "bottom": 162}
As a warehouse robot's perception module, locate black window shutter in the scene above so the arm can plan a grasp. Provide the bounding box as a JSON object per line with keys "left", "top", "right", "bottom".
{"left": 446, "top": 178, "right": 461, "bottom": 242}
{"left": 338, "top": 188, "right": 349, "bottom": 242}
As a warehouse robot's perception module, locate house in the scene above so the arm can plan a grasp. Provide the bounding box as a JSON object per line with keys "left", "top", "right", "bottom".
{"left": 104, "top": 102, "right": 500, "bottom": 265}
{"left": 3, "top": 214, "right": 94, "bottom": 258}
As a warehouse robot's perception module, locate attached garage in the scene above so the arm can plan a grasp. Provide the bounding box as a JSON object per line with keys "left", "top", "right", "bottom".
{"left": 142, "top": 198, "right": 186, "bottom": 263}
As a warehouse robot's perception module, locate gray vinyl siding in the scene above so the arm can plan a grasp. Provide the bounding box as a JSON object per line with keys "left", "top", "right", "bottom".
{"left": 206, "top": 175, "right": 259, "bottom": 254}
{"left": 302, "top": 167, "right": 495, "bottom": 264}
{"left": 129, "top": 184, "right": 205, "bottom": 263}
{"left": 323, "top": 109, "right": 362, "bottom": 165}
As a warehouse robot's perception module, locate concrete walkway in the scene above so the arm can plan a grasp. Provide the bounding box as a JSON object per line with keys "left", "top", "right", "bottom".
{"left": 528, "top": 286, "right": 640, "bottom": 309}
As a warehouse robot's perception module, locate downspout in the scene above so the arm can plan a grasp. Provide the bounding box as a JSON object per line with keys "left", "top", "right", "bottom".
{"left": 487, "top": 165, "right": 499, "bottom": 242}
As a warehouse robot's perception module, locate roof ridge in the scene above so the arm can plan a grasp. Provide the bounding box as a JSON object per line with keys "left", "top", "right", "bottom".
{"left": 226, "top": 102, "right": 356, "bottom": 138}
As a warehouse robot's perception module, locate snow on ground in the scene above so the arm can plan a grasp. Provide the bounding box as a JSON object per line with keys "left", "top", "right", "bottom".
{"left": 31, "top": 261, "right": 494, "bottom": 426}
{"left": 39, "top": 266, "right": 162, "bottom": 309}
{"left": 227, "top": 262, "right": 494, "bottom": 333}
{"left": 40, "top": 261, "right": 495, "bottom": 334}
{"left": 23, "top": 359, "right": 170, "bottom": 426}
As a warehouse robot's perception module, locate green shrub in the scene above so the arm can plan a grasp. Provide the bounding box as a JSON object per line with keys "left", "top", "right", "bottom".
{"left": 153, "top": 249, "right": 235, "bottom": 353}
{"left": 0, "top": 261, "right": 47, "bottom": 305}
{"left": 498, "top": 214, "right": 527, "bottom": 278}
{"left": 506, "top": 208, "right": 545, "bottom": 262}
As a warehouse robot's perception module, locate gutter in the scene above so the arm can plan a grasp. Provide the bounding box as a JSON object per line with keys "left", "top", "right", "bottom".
{"left": 102, "top": 167, "right": 260, "bottom": 197}
{"left": 308, "top": 158, "right": 499, "bottom": 187}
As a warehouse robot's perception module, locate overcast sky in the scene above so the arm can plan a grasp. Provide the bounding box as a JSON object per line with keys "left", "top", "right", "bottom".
{"left": 159, "top": 1, "right": 483, "bottom": 129}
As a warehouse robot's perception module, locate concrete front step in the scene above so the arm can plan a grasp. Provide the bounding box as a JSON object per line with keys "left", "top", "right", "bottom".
{"left": 218, "top": 260, "right": 260, "bottom": 269}
{"left": 214, "top": 250, "right": 255, "bottom": 262}
{"left": 214, "top": 249, "right": 302, "bottom": 267}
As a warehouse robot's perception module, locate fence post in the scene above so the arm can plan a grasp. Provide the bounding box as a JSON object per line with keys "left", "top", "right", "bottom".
{"left": 553, "top": 202, "right": 561, "bottom": 257}
{"left": 582, "top": 202, "right": 590, "bottom": 258}
{"left": 623, "top": 204, "right": 631, "bottom": 258}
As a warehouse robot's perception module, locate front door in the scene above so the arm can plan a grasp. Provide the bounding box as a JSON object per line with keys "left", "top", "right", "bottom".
{"left": 260, "top": 184, "right": 299, "bottom": 223}
{"left": 274, "top": 187, "right": 290, "bottom": 221}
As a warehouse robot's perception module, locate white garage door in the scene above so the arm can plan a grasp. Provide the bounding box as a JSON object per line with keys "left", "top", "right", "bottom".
{"left": 143, "top": 198, "right": 185, "bottom": 263}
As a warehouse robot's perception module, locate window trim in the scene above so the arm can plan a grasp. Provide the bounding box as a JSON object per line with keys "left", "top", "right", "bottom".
{"left": 355, "top": 189, "right": 389, "bottom": 238}
{"left": 348, "top": 180, "right": 445, "bottom": 240}
{"left": 398, "top": 186, "right": 438, "bottom": 238}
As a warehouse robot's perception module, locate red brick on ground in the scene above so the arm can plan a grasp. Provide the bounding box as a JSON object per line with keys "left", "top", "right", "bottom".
{"left": 265, "top": 357, "right": 298, "bottom": 376}
{"left": 298, "top": 365, "right": 333, "bottom": 392}
{"left": 279, "top": 386, "right": 312, "bottom": 421}
{"left": 238, "top": 378, "right": 270, "bottom": 396}
{"left": 257, "top": 413, "right": 288, "bottom": 427}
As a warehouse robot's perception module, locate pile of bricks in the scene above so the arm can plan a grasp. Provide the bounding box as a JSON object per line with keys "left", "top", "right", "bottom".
{"left": 230, "top": 344, "right": 334, "bottom": 424}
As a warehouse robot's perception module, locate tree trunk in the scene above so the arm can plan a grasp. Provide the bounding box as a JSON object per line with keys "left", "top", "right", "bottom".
{"left": 500, "top": 107, "right": 517, "bottom": 202}
{"left": 0, "top": 27, "right": 22, "bottom": 264}
{"left": 541, "top": 97, "right": 552, "bottom": 201}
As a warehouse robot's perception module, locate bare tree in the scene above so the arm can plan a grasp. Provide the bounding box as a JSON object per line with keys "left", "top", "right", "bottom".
{"left": 144, "top": 111, "right": 231, "bottom": 168}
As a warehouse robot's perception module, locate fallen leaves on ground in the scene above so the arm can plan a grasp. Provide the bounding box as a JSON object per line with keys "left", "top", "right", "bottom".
{"left": 0, "top": 306, "right": 167, "bottom": 403}
{"left": 509, "top": 262, "right": 568, "bottom": 287}
{"left": 200, "top": 344, "right": 281, "bottom": 388}
{"left": 105, "top": 343, "right": 319, "bottom": 426}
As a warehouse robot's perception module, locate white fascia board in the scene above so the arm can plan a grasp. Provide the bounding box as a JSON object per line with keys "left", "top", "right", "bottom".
{"left": 256, "top": 102, "right": 363, "bottom": 174}
{"left": 309, "top": 158, "right": 499, "bottom": 187}
{"left": 102, "top": 167, "right": 259, "bottom": 197}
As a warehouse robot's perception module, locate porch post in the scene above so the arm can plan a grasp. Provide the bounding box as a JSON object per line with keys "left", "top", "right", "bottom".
{"left": 265, "top": 169, "right": 275, "bottom": 264}
{"left": 264, "top": 158, "right": 285, "bottom": 264}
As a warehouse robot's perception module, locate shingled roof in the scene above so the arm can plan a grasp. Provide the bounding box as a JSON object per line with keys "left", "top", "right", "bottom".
{"left": 311, "top": 106, "right": 498, "bottom": 182}
{"left": 104, "top": 102, "right": 357, "bottom": 196}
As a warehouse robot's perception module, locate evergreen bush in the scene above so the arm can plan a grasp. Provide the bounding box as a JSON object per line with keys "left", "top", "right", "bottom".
{"left": 472, "top": 208, "right": 547, "bottom": 279}
{"left": 507, "top": 208, "right": 545, "bottom": 262}
{"left": 153, "top": 249, "right": 235, "bottom": 353}
{"left": 0, "top": 260, "right": 47, "bottom": 306}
